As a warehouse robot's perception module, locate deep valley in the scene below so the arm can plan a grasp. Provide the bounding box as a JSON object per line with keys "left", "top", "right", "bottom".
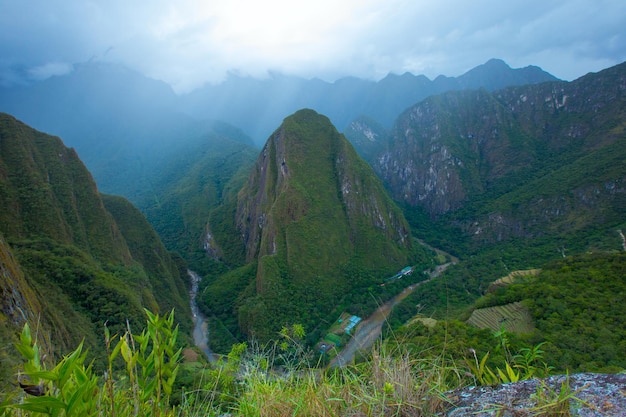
{"left": 1, "top": 58, "right": 625, "bottom": 416}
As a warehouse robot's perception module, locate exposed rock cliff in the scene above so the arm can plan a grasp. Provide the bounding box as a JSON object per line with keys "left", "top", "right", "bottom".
{"left": 376, "top": 62, "right": 626, "bottom": 244}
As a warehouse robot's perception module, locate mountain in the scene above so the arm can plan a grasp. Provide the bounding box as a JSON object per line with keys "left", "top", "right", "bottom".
{"left": 0, "top": 59, "right": 557, "bottom": 211}
{"left": 435, "top": 58, "right": 559, "bottom": 92}
{"left": 343, "top": 115, "right": 389, "bottom": 164}
{"left": 0, "top": 113, "right": 191, "bottom": 384}
{"left": 139, "top": 132, "right": 258, "bottom": 272}
{"left": 0, "top": 62, "right": 255, "bottom": 205}
{"left": 200, "top": 109, "right": 430, "bottom": 343}
{"left": 376, "top": 61, "right": 626, "bottom": 248}
{"left": 182, "top": 59, "right": 558, "bottom": 145}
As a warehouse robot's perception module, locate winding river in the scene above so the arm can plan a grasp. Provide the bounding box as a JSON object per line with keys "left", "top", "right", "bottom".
{"left": 188, "top": 270, "right": 217, "bottom": 363}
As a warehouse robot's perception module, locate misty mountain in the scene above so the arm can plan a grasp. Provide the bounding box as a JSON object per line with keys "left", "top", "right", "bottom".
{"left": 199, "top": 110, "right": 431, "bottom": 343}
{"left": 182, "top": 58, "right": 558, "bottom": 144}
{"left": 0, "top": 62, "right": 255, "bottom": 204}
{"left": 0, "top": 113, "right": 190, "bottom": 383}
{"left": 0, "top": 59, "right": 558, "bottom": 267}
{"left": 0, "top": 59, "right": 557, "bottom": 161}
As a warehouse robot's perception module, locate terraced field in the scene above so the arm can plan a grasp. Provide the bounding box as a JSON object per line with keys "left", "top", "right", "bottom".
{"left": 467, "top": 301, "right": 534, "bottom": 334}
{"left": 486, "top": 269, "right": 540, "bottom": 293}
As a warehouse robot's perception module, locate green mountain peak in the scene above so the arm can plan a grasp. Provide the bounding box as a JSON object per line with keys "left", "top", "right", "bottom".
{"left": 206, "top": 109, "right": 420, "bottom": 341}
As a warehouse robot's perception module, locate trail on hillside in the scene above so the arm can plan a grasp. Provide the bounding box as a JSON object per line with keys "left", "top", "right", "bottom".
{"left": 329, "top": 252, "right": 456, "bottom": 367}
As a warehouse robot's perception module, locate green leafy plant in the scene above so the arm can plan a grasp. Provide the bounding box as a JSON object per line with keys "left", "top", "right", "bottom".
{"left": 529, "top": 374, "right": 587, "bottom": 416}
{"left": 3, "top": 309, "right": 181, "bottom": 417}
{"left": 466, "top": 338, "right": 552, "bottom": 386}
{"left": 8, "top": 323, "right": 100, "bottom": 416}
{"left": 514, "top": 342, "right": 552, "bottom": 380}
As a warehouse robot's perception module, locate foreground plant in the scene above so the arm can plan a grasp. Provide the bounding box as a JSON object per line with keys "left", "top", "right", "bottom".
{"left": 2, "top": 309, "right": 181, "bottom": 417}
{"left": 466, "top": 329, "right": 552, "bottom": 387}
{"left": 529, "top": 374, "right": 587, "bottom": 417}
{"left": 8, "top": 324, "right": 99, "bottom": 416}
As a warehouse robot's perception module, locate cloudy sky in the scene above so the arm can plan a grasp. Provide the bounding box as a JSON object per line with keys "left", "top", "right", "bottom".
{"left": 1, "top": 0, "right": 625, "bottom": 93}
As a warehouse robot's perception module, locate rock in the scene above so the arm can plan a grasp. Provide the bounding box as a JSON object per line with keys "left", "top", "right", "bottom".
{"left": 443, "top": 373, "right": 626, "bottom": 416}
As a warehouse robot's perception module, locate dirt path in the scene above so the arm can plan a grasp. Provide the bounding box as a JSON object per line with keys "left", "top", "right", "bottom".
{"left": 329, "top": 261, "right": 454, "bottom": 368}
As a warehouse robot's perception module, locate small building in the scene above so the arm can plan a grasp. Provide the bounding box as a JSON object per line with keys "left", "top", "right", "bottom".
{"left": 344, "top": 315, "right": 362, "bottom": 335}
{"left": 386, "top": 266, "right": 413, "bottom": 282}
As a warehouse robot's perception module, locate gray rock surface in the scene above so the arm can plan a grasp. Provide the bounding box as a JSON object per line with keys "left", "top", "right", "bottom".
{"left": 443, "top": 373, "right": 626, "bottom": 416}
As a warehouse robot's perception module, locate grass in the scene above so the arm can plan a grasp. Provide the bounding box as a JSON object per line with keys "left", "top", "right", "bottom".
{"left": 1, "top": 309, "right": 466, "bottom": 417}
{"left": 206, "top": 344, "right": 458, "bottom": 417}
{"left": 0, "top": 305, "right": 595, "bottom": 417}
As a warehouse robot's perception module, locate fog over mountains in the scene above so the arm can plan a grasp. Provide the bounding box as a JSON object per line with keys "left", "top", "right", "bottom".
{"left": 0, "top": 59, "right": 556, "bottom": 144}
{"left": 0, "top": 59, "right": 557, "bottom": 202}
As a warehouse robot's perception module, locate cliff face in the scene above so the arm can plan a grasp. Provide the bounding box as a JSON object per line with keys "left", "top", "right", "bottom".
{"left": 212, "top": 109, "right": 417, "bottom": 339}
{"left": 236, "top": 109, "right": 411, "bottom": 268}
{"left": 375, "top": 62, "right": 626, "bottom": 243}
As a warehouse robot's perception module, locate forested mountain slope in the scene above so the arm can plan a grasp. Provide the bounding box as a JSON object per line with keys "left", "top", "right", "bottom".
{"left": 200, "top": 110, "right": 432, "bottom": 344}
{"left": 0, "top": 113, "right": 191, "bottom": 386}
{"left": 376, "top": 61, "right": 626, "bottom": 251}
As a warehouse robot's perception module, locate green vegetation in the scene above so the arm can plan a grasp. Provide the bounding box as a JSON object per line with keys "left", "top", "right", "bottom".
{"left": 389, "top": 251, "right": 626, "bottom": 376}
{"left": 101, "top": 195, "right": 191, "bottom": 331}
{"left": 2, "top": 309, "right": 586, "bottom": 417}
{"left": 0, "top": 113, "right": 191, "bottom": 388}
{"left": 139, "top": 133, "right": 257, "bottom": 274}
{"left": 466, "top": 302, "right": 535, "bottom": 334}
{"left": 473, "top": 252, "right": 626, "bottom": 372}
{"left": 2, "top": 310, "right": 181, "bottom": 417}
{"left": 200, "top": 109, "right": 434, "bottom": 348}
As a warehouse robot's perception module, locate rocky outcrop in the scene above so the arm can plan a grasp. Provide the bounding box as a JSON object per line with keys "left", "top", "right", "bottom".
{"left": 375, "top": 61, "right": 626, "bottom": 245}
{"left": 444, "top": 373, "right": 626, "bottom": 417}
{"left": 0, "top": 235, "right": 40, "bottom": 327}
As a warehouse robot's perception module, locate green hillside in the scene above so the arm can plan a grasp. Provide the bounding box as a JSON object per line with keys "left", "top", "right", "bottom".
{"left": 139, "top": 134, "right": 257, "bottom": 273}
{"left": 0, "top": 113, "right": 191, "bottom": 386}
{"left": 202, "top": 109, "right": 432, "bottom": 345}
{"left": 470, "top": 252, "right": 626, "bottom": 371}
{"left": 381, "top": 63, "right": 626, "bottom": 324}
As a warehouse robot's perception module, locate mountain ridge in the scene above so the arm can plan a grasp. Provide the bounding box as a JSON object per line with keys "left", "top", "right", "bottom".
{"left": 375, "top": 61, "right": 626, "bottom": 238}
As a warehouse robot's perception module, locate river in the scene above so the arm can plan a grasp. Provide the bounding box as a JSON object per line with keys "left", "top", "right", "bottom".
{"left": 188, "top": 270, "right": 217, "bottom": 363}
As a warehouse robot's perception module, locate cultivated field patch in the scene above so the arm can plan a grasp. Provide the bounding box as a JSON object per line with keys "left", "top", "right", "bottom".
{"left": 467, "top": 301, "right": 534, "bottom": 334}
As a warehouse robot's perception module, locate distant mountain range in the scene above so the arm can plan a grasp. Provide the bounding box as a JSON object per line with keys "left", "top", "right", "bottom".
{"left": 0, "top": 59, "right": 557, "bottom": 197}
{"left": 182, "top": 58, "right": 558, "bottom": 142}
